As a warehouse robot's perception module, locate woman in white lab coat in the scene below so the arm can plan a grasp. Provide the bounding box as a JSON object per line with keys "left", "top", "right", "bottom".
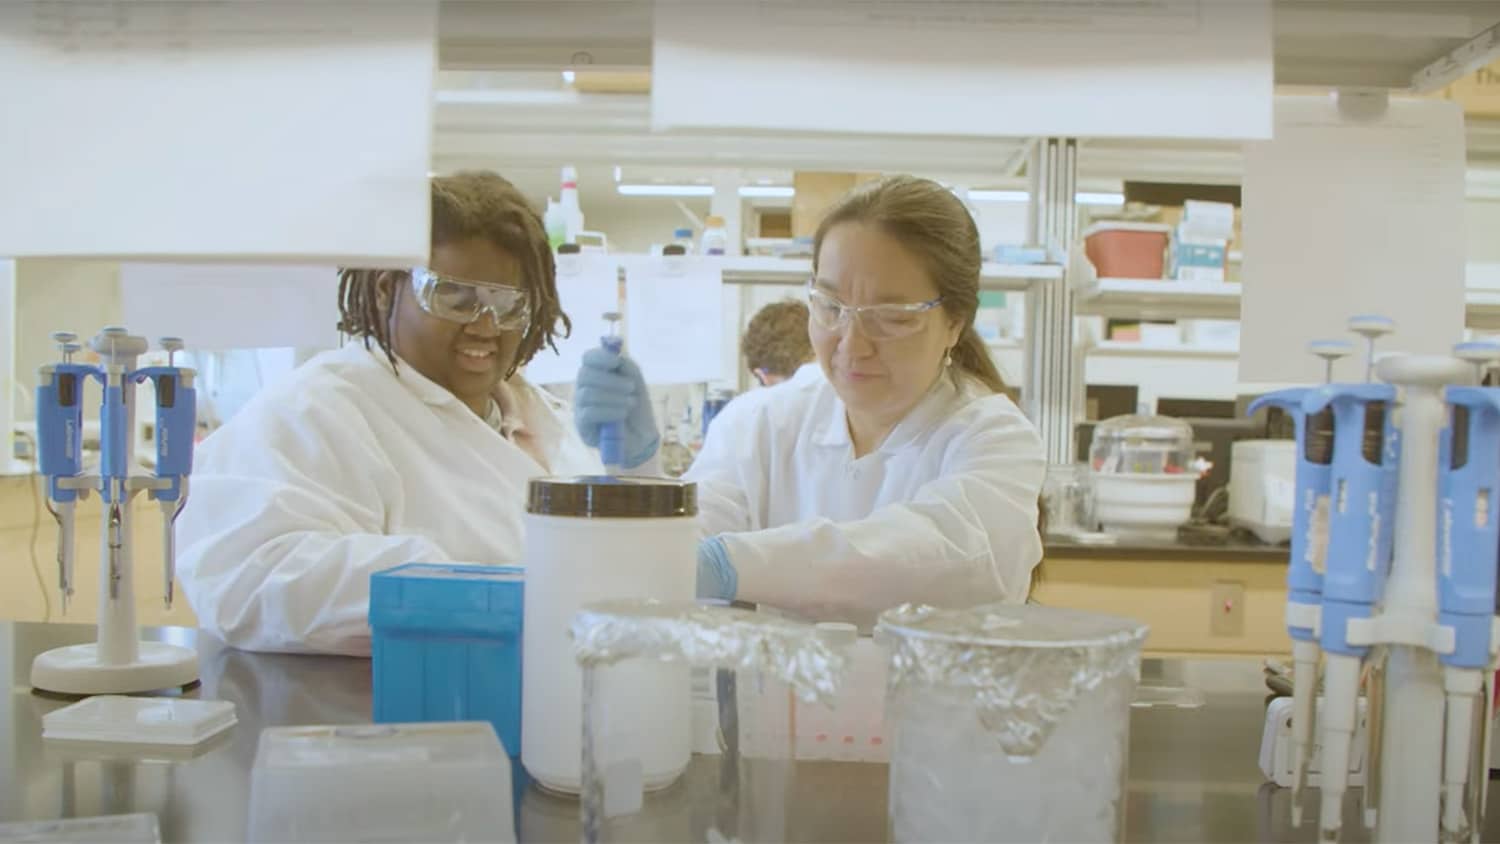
{"left": 177, "top": 172, "right": 647, "bottom": 655}
{"left": 684, "top": 175, "right": 1044, "bottom": 626}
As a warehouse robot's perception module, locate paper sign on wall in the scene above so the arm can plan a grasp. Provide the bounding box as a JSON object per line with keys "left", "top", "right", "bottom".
{"left": 622, "top": 256, "right": 725, "bottom": 385}
{"left": 654, "top": 0, "right": 1272, "bottom": 139}
{"left": 0, "top": 1, "right": 435, "bottom": 265}
{"left": 524, "top": 253, "right": 622, "bottom": 386}
{"left": 1239, "top": 96, "right": 1468, "bottom": 387}
{"left": 120, "top": 264, "right": 340, "bottom": 351}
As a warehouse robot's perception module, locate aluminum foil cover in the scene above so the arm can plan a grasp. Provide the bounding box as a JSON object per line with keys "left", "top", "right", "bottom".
{"left": 571, "top": 599, "right": 849, "bottom": 704}
{"left": 878, "top": 603, "right": 1149, "bottom": 757}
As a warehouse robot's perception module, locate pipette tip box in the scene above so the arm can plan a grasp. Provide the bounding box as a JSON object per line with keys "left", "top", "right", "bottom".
{"left": 0, "top": 815, "right": 159, "bottom": 839}
{"left": 369, "top": 562, "right": 525, "bottom": 759}
{"left": 0, "top": 813, "right": 160, "bottom": 843}
{"left": 247, "top": 722, "right": 515, "bottom": 844}
{"left": 42, "top": 695, "right": 236, "bottom": 746}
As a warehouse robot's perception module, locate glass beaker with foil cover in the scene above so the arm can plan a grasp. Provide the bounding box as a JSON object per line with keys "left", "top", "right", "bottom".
{"left": 879, "top": 603, "right": 1149, "bottom": 843}
{"left": 571, "top": 600, "right": 859, "bottom": 844}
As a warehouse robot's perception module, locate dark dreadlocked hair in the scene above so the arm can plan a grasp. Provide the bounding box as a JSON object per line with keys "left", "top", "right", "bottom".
{"left": 336, "top": 171, "right": 571, "bottom": 379}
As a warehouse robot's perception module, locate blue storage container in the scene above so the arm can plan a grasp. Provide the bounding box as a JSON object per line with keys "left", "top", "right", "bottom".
{"left": 369, "top": 563, "right": 525, "bottom": 759}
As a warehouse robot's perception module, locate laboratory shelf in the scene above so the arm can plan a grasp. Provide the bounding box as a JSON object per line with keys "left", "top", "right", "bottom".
{"left": 1466, "top": 290, "right": 1500, "bottom": 332}
{"left": 1077, "top": 278, "right": 1500, "bottom": 332}
{"left": 718, "top": 256, "right": 1062, "bottom": 291}
{"left": 1074, "top": 278, "right": 1243, "bottom": 321}
{"left": 1087, "top": 341, "right": 1239, "bottom": 359}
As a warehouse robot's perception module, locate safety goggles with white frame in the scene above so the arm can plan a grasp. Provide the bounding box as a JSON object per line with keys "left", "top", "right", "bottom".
{"left": 409, "top": 267, "right": 531, "bottom": 332}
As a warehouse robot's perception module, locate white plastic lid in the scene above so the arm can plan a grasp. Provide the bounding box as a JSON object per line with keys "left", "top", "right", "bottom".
{"left": 0, "top": 813, "right": 160, "bottom": 843}
{"left": 1082, "top": 221, "right": 1172, "bottom": 236}
{"left": 254, "top": 722, "right": 506, "bottom": 770}
{"left": 382, "top": 563, "right": 522, "bottom": 582}
{"left": 43, "top": 696, "right": 237, "bottom": 746}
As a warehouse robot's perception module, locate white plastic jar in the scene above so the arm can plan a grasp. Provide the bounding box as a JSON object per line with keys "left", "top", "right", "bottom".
{"left": 520, "top": 476, "right": 697, "bottom": 794}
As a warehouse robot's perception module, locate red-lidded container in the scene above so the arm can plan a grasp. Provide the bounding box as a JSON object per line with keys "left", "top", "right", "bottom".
{"left": 1083, "top": 222, "right": 1171, "bottom": 280}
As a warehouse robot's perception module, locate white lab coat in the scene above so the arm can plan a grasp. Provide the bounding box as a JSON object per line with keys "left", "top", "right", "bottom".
{"left": 706, "top": 362, "right": 823, "bottom": 437}
{"left": 177, "top": 341, "right": 600, "bottom": 655}
{"left": 686, "top": 370, "right": 1045, "bottom": 627}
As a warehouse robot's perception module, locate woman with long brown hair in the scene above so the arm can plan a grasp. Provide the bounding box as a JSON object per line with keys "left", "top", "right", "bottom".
{"left": 679, "top": 175, "right": 1046, "bottom": 625}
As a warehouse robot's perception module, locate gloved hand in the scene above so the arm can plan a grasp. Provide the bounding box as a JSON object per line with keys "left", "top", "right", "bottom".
{"left": 574, "top": 347, "right": 660, "bottom": 469}
{"left": 697, "top": 536, "right": 738, "bottom": 601}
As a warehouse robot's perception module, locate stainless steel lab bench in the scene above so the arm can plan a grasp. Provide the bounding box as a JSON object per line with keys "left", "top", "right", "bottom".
{"left": 1, "top": 622, "right": 1495, "bottom": 842}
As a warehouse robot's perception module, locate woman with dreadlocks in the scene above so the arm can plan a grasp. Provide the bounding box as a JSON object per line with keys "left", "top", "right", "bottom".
{"left": 176, "top": 171, "right": 645, "bottom": 655}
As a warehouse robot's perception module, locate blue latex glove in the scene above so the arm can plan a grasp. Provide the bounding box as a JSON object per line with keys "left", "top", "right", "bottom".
{"left": 574, "top": 347, "right": 660, "bottom": 469}
{"left": 697, "top": 536, "right": 738, "bottom": 601}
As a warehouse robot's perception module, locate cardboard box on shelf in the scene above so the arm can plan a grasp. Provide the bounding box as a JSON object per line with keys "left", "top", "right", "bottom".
{"left": 1172, "top": 241, "right": 1228, "bottom": 282}
{"left": 1105, "top": 318, "right": 1179, "bottom": 344}
{"left": 1123, "top": 181, "right": 1244, "bottom": 259}
{"left": 1441, "top": 60, "right": 1500, "bottom": 119}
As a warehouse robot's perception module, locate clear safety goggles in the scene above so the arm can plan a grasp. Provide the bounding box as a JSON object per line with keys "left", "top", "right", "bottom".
{"left": 807, "top": 281, "right": 944, "bottom": 340}
{"left": 410, "top": 268, "right": 531, "bottom": 332}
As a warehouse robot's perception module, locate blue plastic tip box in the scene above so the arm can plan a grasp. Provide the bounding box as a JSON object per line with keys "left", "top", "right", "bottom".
{"left": 370, "top": 563, "right": 524, "bottom": 760}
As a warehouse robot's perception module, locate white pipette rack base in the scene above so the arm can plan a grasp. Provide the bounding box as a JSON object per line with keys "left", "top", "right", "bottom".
{"left": 31, "top": 641, "right": 198, "bottom": 696}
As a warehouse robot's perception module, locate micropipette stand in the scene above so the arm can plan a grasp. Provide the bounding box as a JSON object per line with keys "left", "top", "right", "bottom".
{"left": 1288, "top": 321, "right": 1500, "bottom": 842}
{"left": 30, "top": 327, "right": 199, "bottom": 696}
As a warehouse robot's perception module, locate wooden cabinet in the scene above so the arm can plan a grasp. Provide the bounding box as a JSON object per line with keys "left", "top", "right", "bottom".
{"left": 0, "top": 474, "right": 194, "bottom": 627}
{"left": 1035, "top": 550, "right": 1291, "bottom": 659}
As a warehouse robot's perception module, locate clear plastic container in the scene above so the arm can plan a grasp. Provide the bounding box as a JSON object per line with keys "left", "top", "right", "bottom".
{"left": 1088, "top": 414, "right": 1199, "bottom": 538}
{"left": 794, "top": 624, "right": 888, "bottom": 762}
{"left": 1041, "top": 463, "right": 1096, "bottom": 536}
{"left": 571, "top": 600, "right": 855, "bottom": 844}
{"left": 879, "top": 603, "right": 1149, "bottom": 843}
{"left": 1088, "top": 413, "right": 1195, "bottom": 476}
{"left": 247, "top": 722, "right": 516, "bottom": 843}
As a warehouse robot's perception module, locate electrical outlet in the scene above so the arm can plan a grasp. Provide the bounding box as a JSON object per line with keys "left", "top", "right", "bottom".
{"left": 1210, "top": 581, "right": 1246, "bottom": 637}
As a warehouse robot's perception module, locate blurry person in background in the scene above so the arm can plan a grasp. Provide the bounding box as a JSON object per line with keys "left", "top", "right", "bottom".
{"left": 743, "top": 299, "right": 818, "bottom": 387}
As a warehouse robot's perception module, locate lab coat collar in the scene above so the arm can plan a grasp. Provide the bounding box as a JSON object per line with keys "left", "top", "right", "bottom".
{"left": 345, "top": 340, "right": 460, "bottom": 409}
{"left": 343, "top": 338, "right": 571, "bottom": 473}
{"left": 790, "top": 362, "right": 824, "bottom": 386}
{"left": 348, "top": 340, "right": 522, "bottom": 421}
{"left": 812, "top": 372, "right": 963, "bottom": 454}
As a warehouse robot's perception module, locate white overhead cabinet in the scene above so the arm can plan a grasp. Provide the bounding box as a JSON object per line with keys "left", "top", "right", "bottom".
{"left": 0, "top": 1, "right": 437, "bottom": 266}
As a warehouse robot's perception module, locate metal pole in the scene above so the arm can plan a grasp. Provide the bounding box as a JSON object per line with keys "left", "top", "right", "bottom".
{"left": 1024, "top": 138, "right": 1080, "bottom": 465}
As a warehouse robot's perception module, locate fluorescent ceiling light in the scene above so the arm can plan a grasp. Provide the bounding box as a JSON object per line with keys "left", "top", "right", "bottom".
{"left": 738, "top": 185, "right": 795, "bottom": 199}
{"left": 967, "top": 189, "right": 1125, "bottom": 205}
{"left": 1076, "top": 192, "right": 1127, "bottom": 205}
{"left": 616, "top": 184, "right": 793, "bottom": 198}
{"left": 617, "top": 184, "right": 714, "bottom": 197}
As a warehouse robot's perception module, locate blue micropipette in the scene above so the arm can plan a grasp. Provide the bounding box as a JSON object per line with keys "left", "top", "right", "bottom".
{"left": 133, "top": 337, "right": 197, "bottom": 609}
{"left": 35, "top": 332, "right": 102, "bottom": 613}
{"left": 1309, "top": 380, "right": 1399, "bottom": 842}
{"left": 1436, "top": 386, "right": 1500, "bottom": 841}
{"left": 1248, "top": 342, "right": 1350, "bottom": 825}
